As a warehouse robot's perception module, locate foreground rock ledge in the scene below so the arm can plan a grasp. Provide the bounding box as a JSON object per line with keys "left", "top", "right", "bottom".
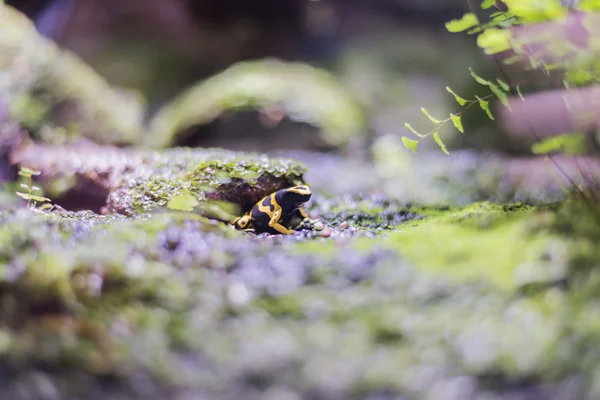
{"left": 0, "top": 201, "right": 598, "bottom": 400}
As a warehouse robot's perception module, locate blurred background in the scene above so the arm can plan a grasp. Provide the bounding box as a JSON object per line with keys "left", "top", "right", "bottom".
{"left": 5, "top": 0, "right": 508, "bottom": 153}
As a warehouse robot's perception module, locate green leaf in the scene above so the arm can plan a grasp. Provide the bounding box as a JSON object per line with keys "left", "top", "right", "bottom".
{"left": 404, "top": 123, "right": 425, "bottom": 137}
{"left": 502, "top": 54, "right": 524, "bottom": 65}
{"left": 16, "top": 192, "right": 49, "bottom": 202}
{"left": 18, "top": 167, "right": 39, "bottom": 177}
{"left": 516, "top": 85, "right": 525, "bottom": 101}
{"left": 167, "top": 194, "right": 199, "bottom": 212}
{"left": 476, "top": 28, "right": 512, "bottom": 55}
{"left": 496, "top": 78, "right": 510, "bottom": 91}
{"left": 445, "top": 13, "right": 480, "bottom": 33}
{"left": 481, "top": 0, "right": 496, "bottom": 9}
{"left": 531, "top": 133, "right": 587, "bottom": 156}
{"left": 401, "top": 137, "right": 419, "bottom": 153}
{"left": 469, "top": 68, "right": 490, "bottom": 86}
{"left": 433, "top": 132, "right": 450, "bottom": 155}
{"left": 498, "top": 18, "right": 516, "bottom": 28}
{"left": 489, "top": 83, "right": 511, "bottom": 110}
{"left": 564, "top": 70, "right": 595, "bottom": 86}
{"left": 476, "top": 96, "right": 495, "bottom": 120}
{"left": 196, "top": 200, "right": 239, "bottom": 221}
{"left": 581, "top": 0, "right": 600, "bottom": 12}
{"left": 503, "top": 0, "right": 567, "bottom": 22}
{"left": 38, "top": 204, "right": 54, "bottom": 211}
{"left": 28, "top": 195, "right": 51, "bottom": 203}
{"left": 450, "top": 113, "right": 464, "bottom": 133}
{"left": 420, "top": 107, "right": 442, "bottom": 124}
{"left": 467, "top": 26, "right": 483, "bottom": 35}
{"left": 446, "top": 87, "right": 467, "bottom": 106}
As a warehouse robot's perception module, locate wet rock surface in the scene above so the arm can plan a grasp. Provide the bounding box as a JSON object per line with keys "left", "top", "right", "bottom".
{"left": 1, "top": 147, "right": 600, "bottom": 399}
{"left": 10, "top": 142, "right": 307, "bottom": 215}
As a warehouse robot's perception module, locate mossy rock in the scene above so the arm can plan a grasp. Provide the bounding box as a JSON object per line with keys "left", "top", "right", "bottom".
{"left": 10, "top": 142, "right": 307, "bottom": 216}
{"left": 0, "top": 5, "right": 145, "bottom": 145}
{"left": 0, "top": 200, "right": 599, "bottom": 399}
{"left": 145, "top": 59, "right": 367, "bottom": 150}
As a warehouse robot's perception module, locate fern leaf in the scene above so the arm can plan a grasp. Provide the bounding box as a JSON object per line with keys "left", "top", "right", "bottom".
{"left": 450, "top": 113, "right": 464, "bottom": 133}
{"left": 404, "top": 123, "right": 425, "bottom": 138}
{"left": 446, "top": 87, "right": 467, "bottom": 106}
{"left": 420, "top": 108, "right": 442, "bottom": 124}
{"left": 401, "top": 137, "right": 419, "bottom": 153}
{"left": 433, "top": 132, "right": 450, "bottom": 155}
{"left": 476, "top": 96, "right": 495, "bottom": 120}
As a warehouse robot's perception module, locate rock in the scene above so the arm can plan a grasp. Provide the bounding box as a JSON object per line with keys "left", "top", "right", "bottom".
{"left": 10, "top": 141, "right": 307, "bottom": 215}
{"left": 145, "top": 59, "right": 367, "bottom": 150}
{"left": 0, "top": 4, "right": 144, "bottom": 145}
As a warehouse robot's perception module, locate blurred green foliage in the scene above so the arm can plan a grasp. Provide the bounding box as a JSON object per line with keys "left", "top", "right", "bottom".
{"left": 404, "top": 0, "right": 600, "bottom": 156}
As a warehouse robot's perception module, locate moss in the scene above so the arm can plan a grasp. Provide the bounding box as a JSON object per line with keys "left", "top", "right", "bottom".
{"left": 5, "top": 152, "right": 600, "bottom": 399}
{"left": 145, "top": 59, "right": 367, "bottom": 149}
{"left": 0, "top": 199, "right": 597, "bottom": 399}
{"left": 0, "top": 5, "right": 144, "bottom": 145}
{"left": 12, "top": 143, "right": 307, "bottom": 216}
{"left": 313, "top": 195, "right": 422, "bottom": 231}
{"left": 254, "top": 295, "right": 305, "bottom": 318}
{"left": 124, "top": 152, "right": 307, "bottom": 216}
{"left": 384, "top": 202, "right": 560, "bottom": 291}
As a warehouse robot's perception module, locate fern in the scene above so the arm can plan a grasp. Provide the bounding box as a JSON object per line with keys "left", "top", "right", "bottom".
{"left": 403, "top": 0, "right": 592, "bottom": 155}
{"left": 402, "top": 69, "right": 522, "bottom": 154}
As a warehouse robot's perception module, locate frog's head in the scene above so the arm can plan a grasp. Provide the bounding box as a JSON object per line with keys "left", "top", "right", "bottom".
{"left": 277, "top": 185, "right": 312, "bottom": 209}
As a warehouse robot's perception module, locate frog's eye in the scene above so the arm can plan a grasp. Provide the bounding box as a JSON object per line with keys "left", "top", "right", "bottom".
{"left": 235, "top": 215, "right": 251, "bottom": 229}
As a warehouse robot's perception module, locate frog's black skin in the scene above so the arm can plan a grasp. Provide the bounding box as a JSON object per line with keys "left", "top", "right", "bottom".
{"left": 231, "top": 185, "right": 311, "bottom": 235}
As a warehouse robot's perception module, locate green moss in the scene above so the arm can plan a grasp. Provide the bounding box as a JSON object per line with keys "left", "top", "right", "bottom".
{"left": 125, "top": 153, "right": 307, "bottom": 216}
{"left": 0, "top": 5, "right": 144, "bottom": 144}
{"left": 385, "top": 202, "right": 558, "bottom": 291}
{"left": 255, "top": 295, "right": 305, "bottom": 318}
{"left": 12, "top": 144, "right": 307, "bottom": 216}
{"left": 4, "top": 161, "right": 600, "bottom": 399}
{"left": 145, "top": 59, "right": 367, "bottom": 149}
{"left": 190, "top": 157, "right": 306, "bottom": 186}
{"left": 0, "top": 199, "right": 597, "bottom": 398}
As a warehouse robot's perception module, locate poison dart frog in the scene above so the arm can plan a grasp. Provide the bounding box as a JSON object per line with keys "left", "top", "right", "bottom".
{"left": 231, "top": 185, "right": 311, "bottom": 235}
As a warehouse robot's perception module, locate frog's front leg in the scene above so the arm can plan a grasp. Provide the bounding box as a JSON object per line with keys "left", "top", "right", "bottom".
{"left": 285, "top": 207, "right": 310, "bottom": 230}
{"left": 268, "top": 208, "right": 294, "bottom": 235}
{"left": 296, "top": 207, "right": 309, "bottom": 219}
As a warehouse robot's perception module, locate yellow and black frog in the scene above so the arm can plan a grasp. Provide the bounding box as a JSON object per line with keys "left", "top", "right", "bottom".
{"left": 231, "top": 185, "right": 311, "bottom": 235}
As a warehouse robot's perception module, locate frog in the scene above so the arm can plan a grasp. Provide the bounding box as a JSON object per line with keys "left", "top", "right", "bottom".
{"left": 231, "top": 185, "right": 312, "bottom": 235}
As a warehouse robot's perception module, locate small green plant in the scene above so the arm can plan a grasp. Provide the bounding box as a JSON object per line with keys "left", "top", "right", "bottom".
{"left": 403, "top": 68, "right": 524, "bottom": 155}
{"left": 403, "top": 0, "right": 600, "bottom": 155}
{"left": 16, "top": 167, "right": 52, "bottom": 211}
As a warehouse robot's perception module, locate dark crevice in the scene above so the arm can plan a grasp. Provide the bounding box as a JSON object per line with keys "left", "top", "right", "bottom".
{"left": 43, "top": 175, "right": 111, "bottom": 214}
{"left": 177, "top": 111, "right": 331, "bottom": 153}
